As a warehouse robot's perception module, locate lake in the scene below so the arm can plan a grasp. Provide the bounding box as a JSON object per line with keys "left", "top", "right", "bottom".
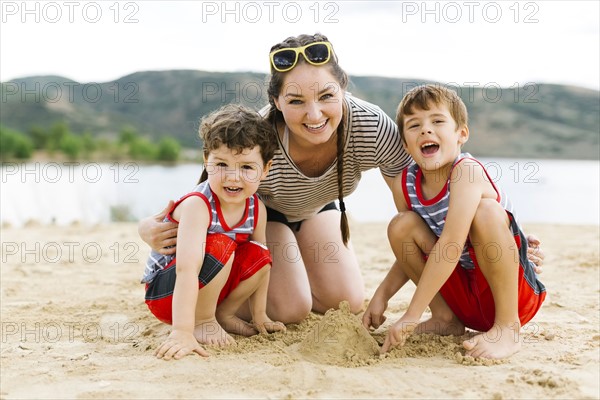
{"left": 1, "top": 158, "right": 598, "bottom": 227}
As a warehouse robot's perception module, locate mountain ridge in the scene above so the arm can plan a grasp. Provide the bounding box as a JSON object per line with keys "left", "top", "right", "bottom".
{"left": 1, "top": 70, "right": 598, "bottom": 159}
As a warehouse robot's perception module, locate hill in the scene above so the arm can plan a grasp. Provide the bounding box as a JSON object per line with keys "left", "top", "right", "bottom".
{"left": 1, "top": 71, "right": 598, "bottom": 159}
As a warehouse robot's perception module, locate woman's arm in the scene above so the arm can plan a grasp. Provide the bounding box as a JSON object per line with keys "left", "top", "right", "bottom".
{"left": 138, "top": 200, "right": 179, "bottom": 254}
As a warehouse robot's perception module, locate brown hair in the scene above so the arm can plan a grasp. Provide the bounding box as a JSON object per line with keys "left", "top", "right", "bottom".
{"left": 396, "top": 84, "right": 468, "bottom": 143}
{"left": 266, "top": 33, "right": 351, "bottom": 246}
{"left": 198, "top": 104, "right": 276, "bottom": 183}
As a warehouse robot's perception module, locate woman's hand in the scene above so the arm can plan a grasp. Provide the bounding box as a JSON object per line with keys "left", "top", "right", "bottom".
{"left": 138, "top": 200, "right": 178, "bottom": 254}
{"left": 526, "top": 234, "right": 544, "bottom": 274}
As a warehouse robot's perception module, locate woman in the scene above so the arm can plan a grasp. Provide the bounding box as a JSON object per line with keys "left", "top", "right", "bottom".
{"left": 139, "top": 33, "right": 543, "bottom": 324}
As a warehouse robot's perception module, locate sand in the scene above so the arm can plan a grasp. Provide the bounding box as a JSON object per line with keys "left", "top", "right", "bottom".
{"left": 1, "top": 221, "right": 598, "bottom": 399}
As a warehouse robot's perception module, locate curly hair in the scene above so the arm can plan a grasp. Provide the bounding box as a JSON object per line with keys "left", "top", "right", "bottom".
{"left": 198, "top": 104, "right": 276, "bottom": 182}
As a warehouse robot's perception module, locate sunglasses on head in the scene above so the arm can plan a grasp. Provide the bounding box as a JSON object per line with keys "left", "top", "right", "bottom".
{"left": 269, "top": 41, "right": 333, "bottom": 72}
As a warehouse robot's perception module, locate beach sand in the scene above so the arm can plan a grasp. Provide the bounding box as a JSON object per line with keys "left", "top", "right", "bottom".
{"left": 1, "top": 221, "right": 598, "bottom": 399}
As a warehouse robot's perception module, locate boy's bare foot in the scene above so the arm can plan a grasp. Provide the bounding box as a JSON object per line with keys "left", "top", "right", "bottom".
{"left": 217, "top": 314, "right": 259, "bottom": 337}
{"left": 193, "top": 318, "right": 235, "bottom": 346}
{"left": 463, "top": 324, "right": 521, "bottom": 359}
{"left": 415, "top": 315, "right": 466, "bottom": 336}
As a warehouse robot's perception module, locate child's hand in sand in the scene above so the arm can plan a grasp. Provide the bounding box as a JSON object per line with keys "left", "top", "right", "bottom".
{"left": 362, "top": 294, "right": 388, "bottom": 330}
{"left": 381, "top": 315, "right": 419, "bottom": 353}
{"left": 253, "top": 315, "right": 286, "bottom": 335}
{"left": 155, "top": 329, "right": 209, "bottom": 360}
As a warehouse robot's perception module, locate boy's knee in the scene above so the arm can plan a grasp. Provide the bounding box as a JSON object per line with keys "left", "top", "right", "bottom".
{"left": 388, "top": 211, "right": 421, "bottom": 241}
{"left": 472, "top": 199, "right": 505, "bottom": 227}
{"left": 470, "top": 200, "right": 512, "bottom": 247}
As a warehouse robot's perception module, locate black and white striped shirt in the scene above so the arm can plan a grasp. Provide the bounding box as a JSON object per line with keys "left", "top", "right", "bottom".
{"left": 258, "top": 95, "right": 412, "bottom": 222}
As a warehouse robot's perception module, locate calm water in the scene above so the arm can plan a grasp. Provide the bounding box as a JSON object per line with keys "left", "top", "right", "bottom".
{"left": 1, "top": 158, "right": 598, "bottom": 227}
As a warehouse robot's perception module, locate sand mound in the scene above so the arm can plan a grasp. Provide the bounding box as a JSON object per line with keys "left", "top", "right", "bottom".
{"left": 298, "top": 301, "right": 380, "bottom": 367}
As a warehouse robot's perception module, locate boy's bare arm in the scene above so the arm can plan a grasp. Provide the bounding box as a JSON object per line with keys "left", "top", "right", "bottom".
{"left": 381, "top": 162, "right": 491, "bottom": 352}
{"left": 404, "top": 161, "right": 492, "bottom": 324}
{"left": 248, "top": 272, "right": 286, "bottom": 334}
{"left": 250, "top": 201, "right": 269, "bottom": 246}
{"left": 363, "top": 174, "right": 412, "bottom": 329}
{"left": 363, "top": 260, "right": 409, "bottom": 330}
{"left": 156, "top": 197, "right": 211, "bottom": 360}
{"left": 248, "top": 201, "right": 286, "bottom": 334}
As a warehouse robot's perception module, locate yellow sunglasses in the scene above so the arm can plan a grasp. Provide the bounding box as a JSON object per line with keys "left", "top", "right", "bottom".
{"left": 269, "top": 42, "right": 333, "bottom": 72}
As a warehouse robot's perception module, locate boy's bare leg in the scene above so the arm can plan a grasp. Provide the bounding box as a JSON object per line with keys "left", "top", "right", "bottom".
{"left": 216, "top": 265, "right": 271, "bottom": 337}
{"left": 388, "top": 212, "right": 465, "bottom": 336}
{"left": 193, "top": 255, "right": 235, "bottom": 347}
{"left": 463, "top": 199, "right": 521, "bottom": 359}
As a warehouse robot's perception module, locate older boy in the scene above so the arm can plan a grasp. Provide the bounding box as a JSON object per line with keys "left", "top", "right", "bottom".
{"left": 363, "top": 85, "right": 546, "bottom": 359}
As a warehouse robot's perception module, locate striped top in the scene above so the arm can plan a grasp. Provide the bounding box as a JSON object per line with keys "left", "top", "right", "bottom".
{"left": 402, "top": 153, "right": 517, "bottom": 270}
{"left": 258, "top": 95, "right": 412, "bottom": 222}
{"left": 141, "top": 180, "right": 259, "bottom": 283}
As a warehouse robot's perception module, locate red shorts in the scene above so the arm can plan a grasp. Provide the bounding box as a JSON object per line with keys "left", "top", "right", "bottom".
{"left": 145, "top": 233, "right": 272, "bottom": 325}
{"left": 438, "top": 247, "right": 546, "bottom": 332}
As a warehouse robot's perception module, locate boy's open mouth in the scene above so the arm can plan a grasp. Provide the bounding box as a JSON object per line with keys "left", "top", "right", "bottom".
{"left": 421, "top": 142, "right": 439, "bottom": 155}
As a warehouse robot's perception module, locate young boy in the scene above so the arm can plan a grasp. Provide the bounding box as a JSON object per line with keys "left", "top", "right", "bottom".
{"left": 363, "top": 85, "right": 546, "bottom": 359}
{"left": 142, "top": 104, "right": 285, "bottom": 360}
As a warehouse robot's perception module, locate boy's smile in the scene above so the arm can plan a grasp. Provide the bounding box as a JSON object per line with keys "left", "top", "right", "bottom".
{"left": 420, "top": 141, "right": 440, "bottom": 156}
{"left": 402, "top": 104, "right": 469, "bottom": 172}
{"left": 204, "top": 145, "right": 270, "bottom": 208}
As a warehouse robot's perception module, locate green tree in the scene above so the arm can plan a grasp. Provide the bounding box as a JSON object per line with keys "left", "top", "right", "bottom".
{"left": 28, "top": 125, "right": 48, "bottom": 149}
{"left": 119, "top": 126, "right": 138, "bottom": 145}
{"left": 0, "top": 126, "right": 33, "bottom": 160}
{"left": 0, "top": 126, "right": 15, "bottom": 159}
{"left": 128, "top": 137, "right": 157, "bottom": 160}
{"left": 60, "top": 133, "right": 83, "bottom": 160}
{"left": 13, "top": 134, "right": 34, "bottom": 159}
{"left": 81, "top": 131, "right": 97, "bottom": 157}
{"left": 156, "top": 137, "right": 181, "bottom": 162}
{"left": 47, "top": 121, "right": 70, "bottom": 154}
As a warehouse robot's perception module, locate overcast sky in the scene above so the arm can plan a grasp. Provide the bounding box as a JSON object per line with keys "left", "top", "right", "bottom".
{"left": 1, "top": 0, "right": 599, "bottom": 90}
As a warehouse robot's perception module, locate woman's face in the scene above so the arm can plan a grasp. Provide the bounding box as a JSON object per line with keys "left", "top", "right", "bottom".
{"left": 273, "top": 63, "right": 344, "bottom": 147}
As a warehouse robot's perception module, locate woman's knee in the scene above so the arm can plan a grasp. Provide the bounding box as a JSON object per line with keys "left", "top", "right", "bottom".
{"left": 269, "top": 295, "right": 312, "bottom": 324}
{"left": 317, "top": 285, "right": 365, "bottom": 314}
{"left": 345, "top": 288, "right": 366, "bottom": 314}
